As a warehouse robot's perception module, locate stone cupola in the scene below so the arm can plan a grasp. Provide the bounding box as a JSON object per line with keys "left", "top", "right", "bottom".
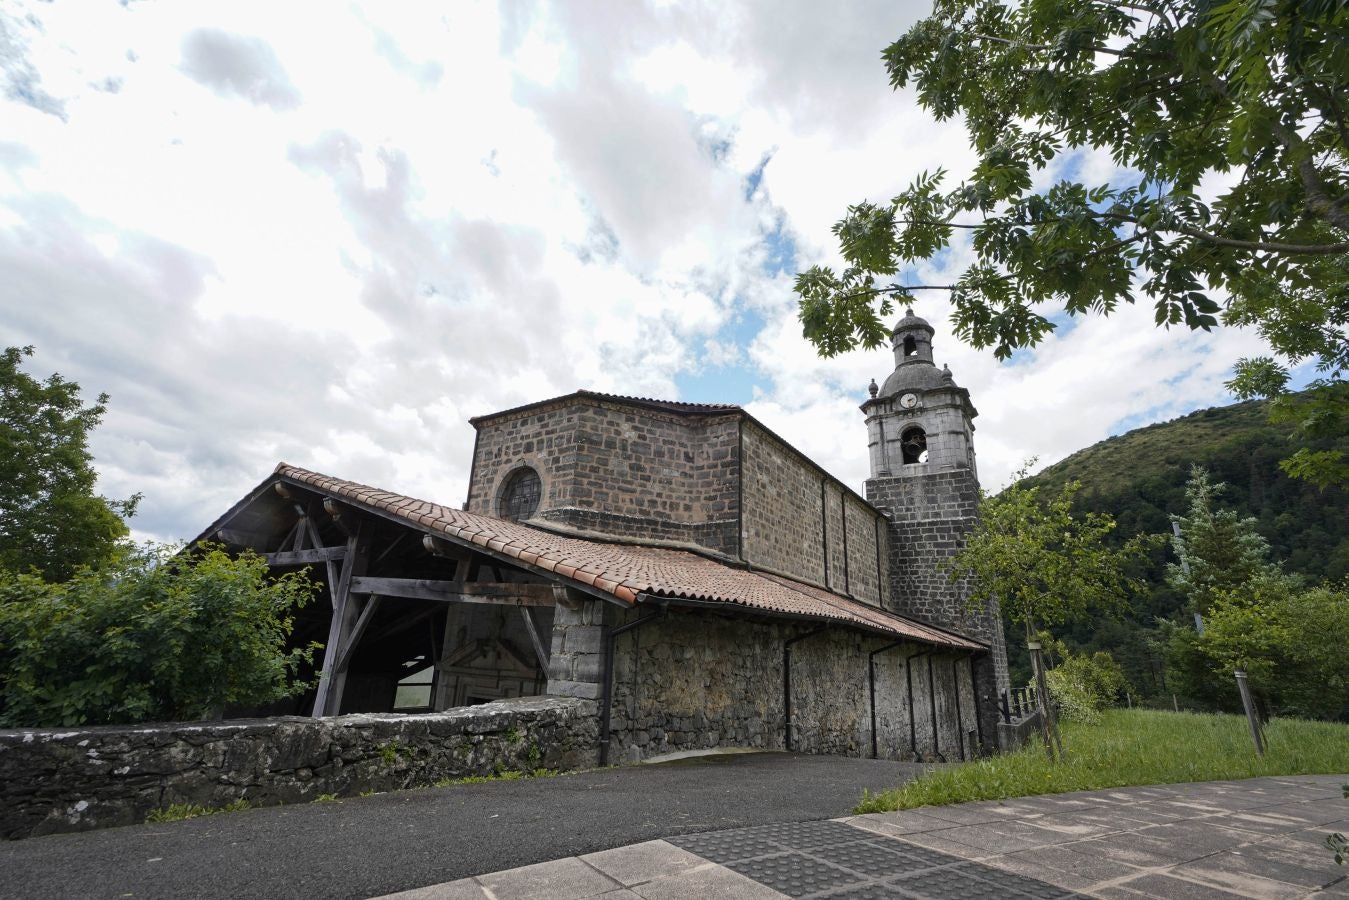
{"left": 861, "top": 310, "right": 978, "bottom": 479}
{"left": 891, "top": 308, "right": 935, "bottom": 367}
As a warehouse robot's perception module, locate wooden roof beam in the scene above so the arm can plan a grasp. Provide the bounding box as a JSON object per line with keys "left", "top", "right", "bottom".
{"left": 349, "top": 576, "right": 554, "bottom": 607}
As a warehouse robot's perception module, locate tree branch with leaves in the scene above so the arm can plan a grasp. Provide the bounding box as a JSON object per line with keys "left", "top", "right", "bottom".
{"left": 796, "top": 0, "right": 1347, "bottom": 482}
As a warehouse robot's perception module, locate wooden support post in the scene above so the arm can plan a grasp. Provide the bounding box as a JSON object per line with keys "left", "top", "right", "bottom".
{"left": 520, "top": 607, "right": 549, "bottom": 669}
{"left": 1028, "top": 641, "right": 1061, "bottom": 761}
{"left": 1234, "top": 670, "right": 1265, "bottom": 757}
{"left": 312, "top": 520, "right": 369, "bottom": 717}
{"left": 334, "top": 595, "right": 382, "bottom": 673}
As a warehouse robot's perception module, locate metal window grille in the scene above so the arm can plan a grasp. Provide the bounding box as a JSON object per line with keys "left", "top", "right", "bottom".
{"left": 502, "top": 469, "right": 541, "bottom": 521}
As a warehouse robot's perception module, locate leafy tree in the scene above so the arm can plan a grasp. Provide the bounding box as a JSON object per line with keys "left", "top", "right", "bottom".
{"left": 951, "top": 465, "right": 1159, "bottom": 645}
{"left": 1229, "top": 374, "right": 1349, "bottom": 489}
{"left": 1167, "top": 466, "right": 1301, "bottom": 613}
{"left": 1166, "top": 468, "right": 1348, "bottom": 719}
{"left": 794, "top": 0, "right": 1347, "bottom": 482}
{"left": 1198, "top": 580, "right": 1349, "bottom": 720}
{"left": 948, "top": 464, "right": 1159, "bottom": 754}
{"left": 0, "top": 544, "right": 319, "bottom": 727}
{"left": 0, "top": 346, "right": 138, "bottom": 580}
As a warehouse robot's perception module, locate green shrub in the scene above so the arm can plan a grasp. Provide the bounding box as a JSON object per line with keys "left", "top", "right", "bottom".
{"left": 0, "top": 543, "right": 319, "bottom": 727}
{"left": 1045, "top": 651, "right": 1130, "bottom": 724}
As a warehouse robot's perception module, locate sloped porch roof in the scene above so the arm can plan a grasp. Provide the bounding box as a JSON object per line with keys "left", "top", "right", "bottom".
{"left": 196, "top": 463, "right": 985, "bottom": 652}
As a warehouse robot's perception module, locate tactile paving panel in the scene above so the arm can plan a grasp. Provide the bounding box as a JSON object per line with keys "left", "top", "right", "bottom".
{"left": 887, "top": 864, "right": 1018, "bottom": 899}
{"left": 730, "top": 852, "right": 866, "bottom": 897}
{"left": 667, "top": 830, "right": 789, "bottom": 863}
{"left": 669, "top": 822, "right": 1083, "bottom": 900}
{"left": 966, "top": 869, "right": 1077, "bottom": 900}
{"left": 817, "top": 839, "right": 952, "bottom": 878}
{"left": 737, "top": 820, "right": 873, "bottom": 848}
{"left": 817, "top": 883, "right": 908, "bottom": 899}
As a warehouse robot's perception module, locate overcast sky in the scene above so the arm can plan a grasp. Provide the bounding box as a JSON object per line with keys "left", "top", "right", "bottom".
{"left": 3, "top": 0, "right": 1281, "bottom": 543}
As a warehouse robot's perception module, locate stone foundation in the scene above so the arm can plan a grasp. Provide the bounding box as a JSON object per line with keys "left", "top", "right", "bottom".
{"left": 0, "top": 696, "right": 598, "bottom": 840}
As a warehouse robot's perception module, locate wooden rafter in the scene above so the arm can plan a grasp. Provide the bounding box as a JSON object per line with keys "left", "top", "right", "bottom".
{"left": 349, "top": 577, "right": 554, "bottom": 607}
{"left": 264, "top": 546, "right": 348, "bottom": 567}
{"left": 214, "top": 527, "right": 270, "bottom": 549}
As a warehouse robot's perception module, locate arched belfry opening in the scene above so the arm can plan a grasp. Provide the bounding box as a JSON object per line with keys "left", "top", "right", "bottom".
{"left": 900, "top": 426, "right": 928, "bottom": 464}
{"left": 500, "top": 467, "right": 541, "bottom": 521}
{"left": 903, "top": 335, "right": 917, "bottom": 357}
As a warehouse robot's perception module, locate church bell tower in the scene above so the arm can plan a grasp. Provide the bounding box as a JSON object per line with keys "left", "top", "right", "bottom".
{"left": 863, "top": 310, "right": 1008, "bottom": 692}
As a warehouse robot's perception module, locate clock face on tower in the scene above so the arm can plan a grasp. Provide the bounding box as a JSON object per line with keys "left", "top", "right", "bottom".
{"left": 899, "top": 392, "right": 918, "bottom": 409}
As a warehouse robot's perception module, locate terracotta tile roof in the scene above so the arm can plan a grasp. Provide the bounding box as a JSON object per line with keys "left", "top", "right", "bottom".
{"left": 469, "top": 389, "right": 740, "bottom": 425}
{"left": 272, "top": 463, "right": 984, "bottom": 651}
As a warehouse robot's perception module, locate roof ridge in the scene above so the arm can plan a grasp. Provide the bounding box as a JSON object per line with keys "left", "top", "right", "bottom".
{"left": 470, "top": 390, "right": 741, "bottom": 424}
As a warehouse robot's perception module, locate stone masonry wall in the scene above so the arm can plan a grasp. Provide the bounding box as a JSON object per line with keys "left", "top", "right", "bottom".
{"left": 467, "top": 398, "right": 582, "bottom": 515}
{"left": 867, "top": 467, "right": 1010, "bottom": 726}
{"left": 740, "top": 421, "right": 884, "bottom": 603}
{"left": 867, "top": 469, "right": 985, "bottom": 632}
{"left": 467, "top": 398, "right": 741, "bottom": 557}
{"left": 844, "top": 493, "right": 885, "bottom": 606}
{"left": 740, "top": 420, "right": 826, "bottom": 585}
{"left": 0, "top": 696, "right": 598, "bottom": 840}
{"left": 468, "top": 400, "right": 886, "bottom": 606}
{"left": 604, "top": 608, "right": 979, "bottom": 764}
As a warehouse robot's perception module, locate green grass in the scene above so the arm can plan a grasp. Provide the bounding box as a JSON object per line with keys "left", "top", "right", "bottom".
{"left": 431, "top": 767, "right": 557, "bottom": 788}
{"left": 145, "top": 797, "right": 252, "bottom": 823}
{"left": 857, "top": 709, "right": 1349, "bottom": 813}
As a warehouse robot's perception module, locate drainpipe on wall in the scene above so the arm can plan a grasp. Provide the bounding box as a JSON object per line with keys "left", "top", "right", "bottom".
{"left": 599, "top": 608, "right": 661, "bottom": 766}
{"left": 868, "top": 640, "right": 906, "bottom": 759}
{"left": 783, "top": 626, "right": 828, "bottom": 751}
{"left": 927, "top": 653, "right": 941, "bottom": 761}
{"left": 951, "top": 655, "right": 965, "bottom": 762}
{"left": 904, "top": 648, "right": 933, "bottom": 759}
{"left": 968, "top": 653, "right": 985, "bottom": 756}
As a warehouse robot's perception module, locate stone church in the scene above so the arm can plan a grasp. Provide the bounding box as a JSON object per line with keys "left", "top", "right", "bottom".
{"left": 197, "top": 310, "right": 1010, "bottom": 762}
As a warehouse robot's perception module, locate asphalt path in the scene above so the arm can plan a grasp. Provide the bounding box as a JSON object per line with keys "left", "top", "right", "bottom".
{"left": 0, "top": 752, "right": 928, "bottom": 900}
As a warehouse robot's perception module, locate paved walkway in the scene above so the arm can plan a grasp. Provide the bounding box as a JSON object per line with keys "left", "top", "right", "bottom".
{"left": 379, "top": 775, "right": 1349, "bottom": 899}
{"left": 0, "top": 752, "right": 928, "bottom": 899}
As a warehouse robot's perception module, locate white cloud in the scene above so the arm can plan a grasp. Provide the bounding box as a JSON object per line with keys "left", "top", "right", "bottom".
{"left": 179, "top": 28, "right": 300, "bottom": 110}
{"left": 0, "top": 0, "right": 1265, "bottom": 545}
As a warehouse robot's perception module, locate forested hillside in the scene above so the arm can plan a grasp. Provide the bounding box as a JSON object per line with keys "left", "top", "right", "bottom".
{"left": 1006, "top": 396, "right": 1348, "bottom": 701}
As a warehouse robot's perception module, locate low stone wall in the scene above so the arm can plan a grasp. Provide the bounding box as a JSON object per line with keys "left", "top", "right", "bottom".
{"left": 0, "top": 696, "right": 598, "bottom": 840}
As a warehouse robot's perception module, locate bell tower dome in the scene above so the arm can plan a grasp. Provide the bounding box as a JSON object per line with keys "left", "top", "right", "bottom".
{"left": 863, "top": 310, "right": 977, "bottom": 479}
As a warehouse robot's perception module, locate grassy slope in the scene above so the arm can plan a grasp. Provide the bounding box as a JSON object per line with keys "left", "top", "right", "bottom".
{"left": 856, "top": 709, "right": 1349, "bottom": 813}
{"left": 1026, "top": 396, "right": 1348, "bottom": 582}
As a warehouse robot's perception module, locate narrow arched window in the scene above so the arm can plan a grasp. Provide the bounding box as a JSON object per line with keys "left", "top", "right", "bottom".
{"left": 901, "top": 426, "right": 928, "bottom": 464}
{"left": 903, "top": 336, "right": 917, "bottom": 357}
{"left": 500, "top": 468, "right": 541, "bottom": 521}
